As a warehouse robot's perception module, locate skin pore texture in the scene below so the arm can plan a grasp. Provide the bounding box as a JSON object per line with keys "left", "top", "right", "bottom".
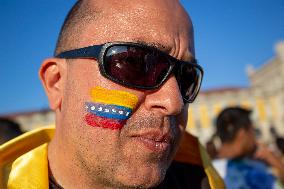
{"left": 41, "top": 0, "right": 195, "bottom": 188}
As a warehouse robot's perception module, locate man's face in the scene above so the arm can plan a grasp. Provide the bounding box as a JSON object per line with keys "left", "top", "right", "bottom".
{"left": 57, "top": 1, "right": 194, "bottom": 188}
{"left": 242, "top": 126, "right": 257, "bottom": 155}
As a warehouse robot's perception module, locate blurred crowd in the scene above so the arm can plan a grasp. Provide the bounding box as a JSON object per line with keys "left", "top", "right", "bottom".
{"left": 0, "top": 118, "right": 23, "bottom": 145}
{"left": 206, "top": 107, "right": 284, "bottom": 189}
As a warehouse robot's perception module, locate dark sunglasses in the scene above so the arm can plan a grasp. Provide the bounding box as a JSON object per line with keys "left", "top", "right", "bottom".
{"left": 56, "top": 42, "right": 203, "bottom": 103}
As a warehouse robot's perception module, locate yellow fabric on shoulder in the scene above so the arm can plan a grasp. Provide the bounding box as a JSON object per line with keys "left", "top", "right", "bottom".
{"left": 199, "top": 143, "right": 226, "bottom": 189}
{"left": 0, "top": 126, "right": 224, "bottom": 189}
{"left": 7, "top": 144, "right": 49, "bottom": 189}
{"left": 0, "top": 126, "right": 54, "bottom": 189}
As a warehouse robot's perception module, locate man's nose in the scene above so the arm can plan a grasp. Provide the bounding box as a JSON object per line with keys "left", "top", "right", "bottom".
{"left": 143, "top": 75, "right": 184, "bottom": 116}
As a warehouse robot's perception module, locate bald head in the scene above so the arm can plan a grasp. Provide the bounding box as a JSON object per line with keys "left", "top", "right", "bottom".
{"left": 55, "top": 0, "right": 101, "bottom": 55}
{"left": 55, "top": 0, "right": 194, "bottom": 57}
{"left": 46, "top": 1, "right": 196, "bottom": 188}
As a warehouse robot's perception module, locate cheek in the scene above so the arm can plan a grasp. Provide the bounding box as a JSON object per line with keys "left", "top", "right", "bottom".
{"left": 84, "top": 86, "right": 138, "bottom": 130}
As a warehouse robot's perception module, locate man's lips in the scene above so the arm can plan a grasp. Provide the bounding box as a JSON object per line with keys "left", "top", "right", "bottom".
{"left": 86, "top": 112, "right": 173, "bottom": 152}
{"left": 130, "top": 131, "right": 172, "bottom": 153}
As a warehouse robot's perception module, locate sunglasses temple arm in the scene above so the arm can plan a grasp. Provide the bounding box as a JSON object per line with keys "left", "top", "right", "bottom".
{"left": 55, "top": 45, "right": 102, "bottom": 59}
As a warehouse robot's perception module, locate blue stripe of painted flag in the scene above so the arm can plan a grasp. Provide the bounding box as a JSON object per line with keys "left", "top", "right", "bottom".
{"left": 85, "top": 102, "right": 132, "bottom": 120}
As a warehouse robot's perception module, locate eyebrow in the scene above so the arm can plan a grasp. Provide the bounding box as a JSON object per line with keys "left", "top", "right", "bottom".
{"left": 135, "top": 40, "right": 172, "bottom": 54}
{"left": 133, "top": 39, "right": 197, "bottom": 63}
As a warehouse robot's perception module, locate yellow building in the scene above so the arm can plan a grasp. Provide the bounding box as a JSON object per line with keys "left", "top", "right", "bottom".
{"left": 187, "top": 42, "right": 284, "bottom": 144}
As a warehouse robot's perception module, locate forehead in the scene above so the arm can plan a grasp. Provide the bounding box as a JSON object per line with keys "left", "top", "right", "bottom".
{"left": 77, "top": 0, "right": 194, "bottom": 59}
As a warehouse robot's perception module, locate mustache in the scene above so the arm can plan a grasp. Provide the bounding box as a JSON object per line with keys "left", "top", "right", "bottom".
{"left": 124, "top": 112, "right": 168, "bottom": 131}
{"left": 121, "top": 113, "right": 183, "bottom": 164}
{"left": 122, "top": 113, "right": 182, "bottom": 143}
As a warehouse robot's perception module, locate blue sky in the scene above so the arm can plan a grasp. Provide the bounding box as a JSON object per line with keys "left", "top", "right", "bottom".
{"left": 0, "top": 0, "right": 283, "bottom": 115}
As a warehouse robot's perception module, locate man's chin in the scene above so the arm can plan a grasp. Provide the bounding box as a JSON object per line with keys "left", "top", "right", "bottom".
{"left": 114, "top": 165, "right": 167, "bottom": 188}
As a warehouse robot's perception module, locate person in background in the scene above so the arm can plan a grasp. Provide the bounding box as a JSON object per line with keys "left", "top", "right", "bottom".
{"left": 212, "top": 106, "right": 284, "bottom": 189}
{"left": 270, "top": 126, "right": 284, "bottom": 156}
{"left": 205, "top": 133, "right": 221, "bottom": 160}
{"left": 0, "top": 118, "right": 23, "bottom": 145}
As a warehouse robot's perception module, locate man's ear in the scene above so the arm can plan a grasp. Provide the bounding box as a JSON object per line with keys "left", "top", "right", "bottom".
{"left": 39, "top": 58, "right": 66, "bottom": 110}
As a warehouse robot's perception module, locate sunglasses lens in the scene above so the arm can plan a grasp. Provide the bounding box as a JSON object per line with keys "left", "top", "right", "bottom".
{"left": 103, "top": 44, "right": 202, "bottom": 102}
{"left": 179, "top": 64, "right": 203, "bottom": 102}
{"left": 104, "top": 45, "right": 171, "bottom": 87}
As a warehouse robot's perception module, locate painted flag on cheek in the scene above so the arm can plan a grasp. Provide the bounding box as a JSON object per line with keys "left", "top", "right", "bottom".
{"left": 85, "top": 87, "right": 138, "bottom": 130}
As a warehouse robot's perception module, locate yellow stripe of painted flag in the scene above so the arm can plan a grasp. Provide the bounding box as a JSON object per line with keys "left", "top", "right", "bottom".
{"left": 91, "top": 87, "right": 138, "bottom": 109}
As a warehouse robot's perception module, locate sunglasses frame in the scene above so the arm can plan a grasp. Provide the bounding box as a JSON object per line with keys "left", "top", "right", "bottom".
{"left": 56, "top": 41, "right": 203, "bottom": 103}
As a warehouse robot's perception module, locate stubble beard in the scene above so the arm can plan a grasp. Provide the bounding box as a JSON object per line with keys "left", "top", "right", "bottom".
{"left": 75, "top": 114, "right": 183, "bottom": 189}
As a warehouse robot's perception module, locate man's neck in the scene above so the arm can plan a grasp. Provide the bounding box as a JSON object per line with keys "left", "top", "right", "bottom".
{"left": 48, "top": 136, "right": 90, "bottom": 189}
{"left": 48, "top": 136, "right": 119, "bottom": 189}
{"left": 217, "top": 142, "right": 243, "bottom": 159}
